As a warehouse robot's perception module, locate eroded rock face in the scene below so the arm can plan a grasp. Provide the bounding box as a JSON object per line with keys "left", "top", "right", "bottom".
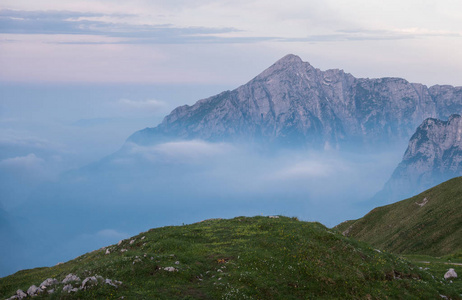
{"left": 129, "top": 54, "right": 462, "bottom": 150}
{"left": 378, "top": 114, "right": 462, "bottom": 202}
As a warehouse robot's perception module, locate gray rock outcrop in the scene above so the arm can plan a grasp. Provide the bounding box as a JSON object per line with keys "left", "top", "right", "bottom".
{"left": 128, "top": 54, "right": 462, "bottom": 150}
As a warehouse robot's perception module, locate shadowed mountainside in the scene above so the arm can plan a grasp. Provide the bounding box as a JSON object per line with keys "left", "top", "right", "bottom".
{"left": 337, "top": 177, "right": 462, "bottom": 257}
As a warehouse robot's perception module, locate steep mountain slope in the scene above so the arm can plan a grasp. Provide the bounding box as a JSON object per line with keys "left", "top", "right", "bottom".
{"left": 336, "top": 177, "right": 462, "bottom": 256}
{"left": 129, "top": 54, "right": 462, "bottom": 149}
{"left": 377, "top": 114, "right": 462, "bottom": 202}
{"left": 1, "top": 216, "right": 460, "bottom": 299}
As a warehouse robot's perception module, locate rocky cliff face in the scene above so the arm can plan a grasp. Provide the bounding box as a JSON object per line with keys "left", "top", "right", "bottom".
{"left": 377, "top": 114, "right": 462, "bottom": 202}
{"left": 129, "top": 54, "right": 462, "bottom": 149}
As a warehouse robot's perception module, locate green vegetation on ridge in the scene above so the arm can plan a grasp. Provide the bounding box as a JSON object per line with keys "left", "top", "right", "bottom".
{"left": 1, "top": 216, "right": 460, "bottom": 299}
{"left": 336, "top": 177, "right": 462, "bottom": 256}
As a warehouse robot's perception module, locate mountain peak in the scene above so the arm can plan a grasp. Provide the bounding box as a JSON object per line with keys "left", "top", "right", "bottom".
{"left": 270, "top": 54, "right": 306, "bottom": 69}
{"left": 277, "top": 54, "right": 303, "bottom": 63}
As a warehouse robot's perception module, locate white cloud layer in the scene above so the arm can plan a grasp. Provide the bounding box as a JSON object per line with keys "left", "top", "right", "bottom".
{"left": 126, "top": 140, "right": 234, "bottom": 163}
{"left": 0, "top": 1, "right": 461, "bottom": 85}
{"left": 0, "top": 153, "right": 44, "bottom": 169}
{"left": 117, "top": 99, "right": 166, "bottom": 112}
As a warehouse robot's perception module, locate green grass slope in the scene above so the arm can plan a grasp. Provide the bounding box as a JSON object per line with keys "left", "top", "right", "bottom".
{"left": 1, "top": 216, "right": 460, "bottom": 299}
{"left": 336, "top": 177, "right": 462, "bottom": 256}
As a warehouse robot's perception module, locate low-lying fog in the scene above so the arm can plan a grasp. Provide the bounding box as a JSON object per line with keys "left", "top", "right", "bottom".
{"left": 0, "top": 84, "right": 405, "bottom": 277}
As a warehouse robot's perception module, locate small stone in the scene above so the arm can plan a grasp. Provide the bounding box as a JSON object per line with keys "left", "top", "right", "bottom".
{"left": 62, "top": 273, "right": 81, "bottom": 283}
{"left": 118, "top": 240, "right": 123, "bottom": 246}
{"left": 56, "top": 262, "right": 64, "bottom": 266}
{"left": 48, "top": 289, "right": 55, "bottom": 294}
{"left": 81, "top": 276, "right": 98, "bottom": 289}
{"left": 105, "top": 278, "right": 121, "bottom": 288}
{"left": 27, "top": 285, "right": 42, "bottom": 296}
{"left": 40, "top": 278, "right": 58, "bottom": 288}
{"left": 141, "top": 236, "right": 146, "bottom": 240}
{"left": 16, "top": 290, "right": 27, "bottom": 299}
{"left": 105, "top": 249, "right": 111, "bottom": 255}
{"left": 444, "top": 268, "right": 458, "bottom": 280}
{"left": 175, "top": 261, "right": 180, "bottom": 265}
{"left": 62, "top": 284, "right": 74, "bottom": 293}
{"left": 163, "top": 267, "right": 178, "bottom": 272}
{"left": 121, "top": 249, "right": 128, "bottom": 253}
{"left": 129, "top": 239, "right": 135, "bottom": 245}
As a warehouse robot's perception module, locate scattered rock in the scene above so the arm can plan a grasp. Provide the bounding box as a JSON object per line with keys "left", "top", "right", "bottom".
{"left": 164, "top": 267, "right": 178, "bottom": 272}
{"left": 55, "top": 262, "right": 64, "bottom": 266}
{"left": 415, "top": 197, "right": 429, "bottom": 207}
{"left": 129, "top": 239, "right": 135, "bottom": 245}
{"left": 121, "top": 249, "right": 128, "bottom": 253}
{"left": 62, "top": 273, "right": 81, "bottom": 283}
{"left": 27, "top": 285, "right": 43, "bottom": 296}
{"left": 175, "top": 261, "right": 180, "bottom": 265}
{"left": 16, "top": 290, "right": 27, "bottom": 299}
{"left": 105, "top": 249, "right": 111, "bottom": 255}
{"left": 444, "top": 268, "right": 458, "bottom": 280}
{"left": 268, "top": 216, "right": 279, "bottom": 219}
{"left": 48, "top": 289, "right": 55, "bottom": 294}
{"left": 105, "top": 278, "right": 122, "bottom": 288}
{"left": 141, "top": 236, "right": 146, "bottom": 240}
{"left": 81, "top": 276, "right": 98, "bottom": 289}
{"left": 39, "top": 278, "right": 58, "bottom": 289}
{"left": 63, "top": 284, "right": 79, "bottom": 293}
{"left": 118, "top": 240, "right": 123, "bottom": 246}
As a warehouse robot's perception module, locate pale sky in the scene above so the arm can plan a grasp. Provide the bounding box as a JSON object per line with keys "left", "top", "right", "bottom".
{"left": 1, "top": 0, "right": 462, "bottom": 86}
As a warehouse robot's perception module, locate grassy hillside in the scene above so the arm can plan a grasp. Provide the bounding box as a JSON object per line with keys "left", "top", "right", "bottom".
{"left": 1, "top": 216, "right": 460, "bottom": 299}
{"left": 336, "top": 177, "right": 462, "bottom": 256}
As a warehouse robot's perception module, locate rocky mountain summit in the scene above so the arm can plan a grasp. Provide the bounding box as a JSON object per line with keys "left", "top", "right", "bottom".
{"left": 377, "top": 114, "right": 462, "bottom": 202}
{"left": 129, "top": 54, "right": 462, "bottom": 149}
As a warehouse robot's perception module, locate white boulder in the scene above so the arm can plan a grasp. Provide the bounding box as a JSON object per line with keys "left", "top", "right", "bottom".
{"left": 444, "top": 268, "right": 458, "bottom": 280}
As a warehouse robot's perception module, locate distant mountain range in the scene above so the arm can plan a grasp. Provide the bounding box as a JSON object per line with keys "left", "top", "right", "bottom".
{"left": 129, "top": 54, "right": 462, "bottom": 150}
{"left": 336, "top": 177, "right": 462, "bottom": 257}
{"left": 376, "top": 114, "right": 462, "bottom": 201}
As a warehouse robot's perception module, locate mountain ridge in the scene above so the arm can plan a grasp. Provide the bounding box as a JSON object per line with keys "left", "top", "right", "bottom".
{"left": 375, "top": 114, "right": 462, "bottom": 202}
{"left": 129, "top": 54, "right": 462, "bottom": 150}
